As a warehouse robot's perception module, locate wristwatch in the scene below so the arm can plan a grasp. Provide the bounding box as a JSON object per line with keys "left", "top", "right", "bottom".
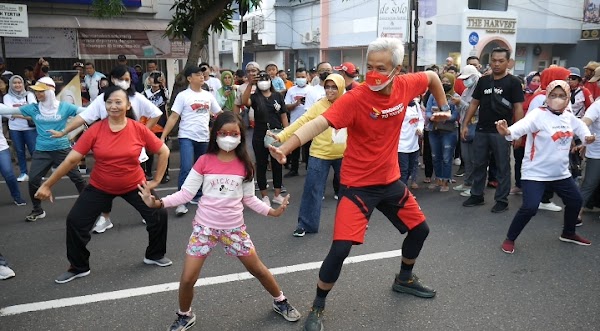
{"left": 440, "top": 104, "right": 450, "bottom": 112}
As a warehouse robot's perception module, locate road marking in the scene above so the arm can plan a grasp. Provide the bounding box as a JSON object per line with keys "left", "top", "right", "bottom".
{"left": 52, "top": 187, "right": 179, "bottom": 201}
{"left": 0, "top": 168, "right": 183, "bottom": 184}
{"left": 0, "top": 249, "right": 402, "bottom": 317}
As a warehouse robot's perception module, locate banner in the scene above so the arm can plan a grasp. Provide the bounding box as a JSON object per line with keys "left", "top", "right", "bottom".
{"left": 377, "top": 0, "right": 410, "bottom": 43}
{"left": 5, "top": 28, "right": 77, "bottom": 58}
{"left": 49, "top": 70, "right": 82, "bottom": 107}
{"left": 28, "top": 0, "right": 141, "bottom": 7}
{"left": 417, "top": 0, "right": 437, "bottom": 66}
{"left": 582, "top": 0, "right": 600, "bottom": 40}
{"left": 78, "top": 29, "right": 190, "bottom": 59}
{"left": 0, "top": 3, "right": 28, "bottom": 38}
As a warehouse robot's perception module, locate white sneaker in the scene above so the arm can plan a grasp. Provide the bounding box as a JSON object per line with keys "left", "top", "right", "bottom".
{"left": 453, "top": 158, "right": 461, "bottom": 166}
{"left": 334, "top": 194, "right": 339, "bottom": 200}
{"left": 460, "top": 189, "right": 471, "bottom": 197}
{"left": 453, "top": 184, "right": 470, "bottom": 191}
{"left": 142, "top": 219, "right": 146, "bottom": 224}
{"left": 262, "top": 196, "right": 271, "bottom": 207}
{"left": 0, "top": 265, "right": 15, "bottom": 280}
{"left": 92, "top": 216, "right": 114, "bottom": 233}
{"left": 539, "top": 202, "right": 562, "bottom": 212}
{"left": 175, "top": 204, "right": 188, "bottom": 216}
{"left": 17, "top": 173, "right": 29, "bottom": 182}
{"left": 272, "top": 195, "right": 287, "bottom": 205}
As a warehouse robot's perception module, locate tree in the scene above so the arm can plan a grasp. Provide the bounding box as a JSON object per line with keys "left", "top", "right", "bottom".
{"left": 93, "top": 0, "right": 261, "bottom": 69}
{"left": 167, "top": 0, "right": 261, "bottom": 68}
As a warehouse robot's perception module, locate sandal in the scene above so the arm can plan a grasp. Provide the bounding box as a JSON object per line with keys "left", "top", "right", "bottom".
{"left": 423, "top": 178, "right": 431, "bottom": 184}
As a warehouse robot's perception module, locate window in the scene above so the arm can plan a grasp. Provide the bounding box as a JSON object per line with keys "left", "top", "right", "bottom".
{"left": 468, "top": 0, "right": 508, "bottom": 11}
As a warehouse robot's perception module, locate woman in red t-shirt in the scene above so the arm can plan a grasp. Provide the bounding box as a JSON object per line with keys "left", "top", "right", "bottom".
{"left": 34, "top": 86, "right": 172, "bottom": 284}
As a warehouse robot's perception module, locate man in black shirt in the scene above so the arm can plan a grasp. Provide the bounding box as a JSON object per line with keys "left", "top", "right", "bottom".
{"left": 460, "top": 47, "right": 524, "bottom": 213}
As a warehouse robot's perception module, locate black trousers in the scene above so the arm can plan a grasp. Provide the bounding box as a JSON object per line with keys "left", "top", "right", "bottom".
{"left": 253, "top": 136, "right": 283, "bottom": 190}
{"left": 66, "top": 184, "right": 168, "bottom": 272}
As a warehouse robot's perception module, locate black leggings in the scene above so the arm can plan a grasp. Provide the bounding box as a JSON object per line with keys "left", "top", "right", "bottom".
{"left": 319, "top": 222, "right": 430, "bottom": 283}
{"left": 253, "top": 136, "right": 282, "bottom": 190}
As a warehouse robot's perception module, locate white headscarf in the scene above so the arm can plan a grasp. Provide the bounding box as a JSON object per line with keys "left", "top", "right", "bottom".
{"left": 39, "top": 90, "right": 59, "bottom": 117}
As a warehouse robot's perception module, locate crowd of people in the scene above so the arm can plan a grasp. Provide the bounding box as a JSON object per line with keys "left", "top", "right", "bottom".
{"left": 1, "top": 41, "right": 600, "bottom": 331}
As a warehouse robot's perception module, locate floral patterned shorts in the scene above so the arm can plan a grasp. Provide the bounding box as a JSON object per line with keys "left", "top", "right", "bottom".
{"left": 186, "top": 224, "right": 254, "bottom": 257}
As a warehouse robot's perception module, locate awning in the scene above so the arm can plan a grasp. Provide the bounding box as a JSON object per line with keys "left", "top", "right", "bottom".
{"left": 28, "top": 14, "right": 170, "bottom": 31}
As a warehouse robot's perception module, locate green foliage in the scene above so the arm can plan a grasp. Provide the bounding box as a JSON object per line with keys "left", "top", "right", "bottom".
{"left": 91, "top": 0, "right": 125, "bottom": 18}
{"left": 165, "top": 0, "right": 261, "bottom": 41}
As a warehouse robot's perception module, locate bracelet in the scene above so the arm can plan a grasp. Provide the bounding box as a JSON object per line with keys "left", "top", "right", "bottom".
{"left": 158, "top": 198, "right": 164, "bottom": 208}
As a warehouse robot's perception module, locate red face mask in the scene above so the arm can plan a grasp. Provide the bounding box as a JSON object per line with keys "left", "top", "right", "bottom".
{"left": 365, "top": 68, "right": 396, "bottom": 91}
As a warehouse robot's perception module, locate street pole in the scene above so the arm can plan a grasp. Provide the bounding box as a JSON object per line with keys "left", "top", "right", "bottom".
{"left": 407, "top": 0, "right": 413, "bottom": 72}
{"left": 238, "top": 1, "right": 245, "bottom": 70}
{"left": 414, "top": 0, "right": 419, "bottom": 71}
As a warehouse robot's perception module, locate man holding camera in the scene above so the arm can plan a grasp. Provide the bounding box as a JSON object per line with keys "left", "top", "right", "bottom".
{"left": 283, "top": 67, "right": 314, "bottom": 177}
{"left": 461, "top": 47, "right": 525, "bottom": 213}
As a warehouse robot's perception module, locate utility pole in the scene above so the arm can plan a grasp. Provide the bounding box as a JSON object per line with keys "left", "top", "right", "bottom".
{"left": 414, "top": 0, "right": 419, "bottom": 71}
{"left": 238, "top": 1, "right": 248, "bottom": 70}
{"left": 407, "top": 0, "right": 413, "bottom": 72}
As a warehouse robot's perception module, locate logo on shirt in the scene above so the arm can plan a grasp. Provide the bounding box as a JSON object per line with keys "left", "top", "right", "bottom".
{"left": 191, "top": 101, "right": 210, "bottom": 112}
{"left": 484, "top": 87, "right": 504, "bottom": 95}
{"left": 408, "top": 117, "right": 419, "bottom": 126}
{"left": 370, "top": 103, "right": 405, "bottom": 120}
{"left": 209, "top": 177, "right": 240, "bottom": 193}
{"left": 35, "top": 114, "right": 63, "bottom": 121}
{"left": 551, "top": 130, "right": 573, "bottom": 145}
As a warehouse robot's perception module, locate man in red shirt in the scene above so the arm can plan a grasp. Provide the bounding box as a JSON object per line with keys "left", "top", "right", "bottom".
{"left": 269, "top": 38, "right": 449, "bottom": 331}
{"left": 334, "top": 62, "right": 360, "bottom": 91}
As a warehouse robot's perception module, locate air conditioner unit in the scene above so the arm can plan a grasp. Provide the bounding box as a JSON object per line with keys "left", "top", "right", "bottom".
{"left": 312, "top": 29, "right": 320, "bottom": 43}
{"left": 302, "top": 31, "right": 313, "bottom": 44}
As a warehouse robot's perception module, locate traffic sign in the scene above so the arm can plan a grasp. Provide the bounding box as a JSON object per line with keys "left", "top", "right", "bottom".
{"left": 468, "top": 32, "right": 479, "bottom": 46}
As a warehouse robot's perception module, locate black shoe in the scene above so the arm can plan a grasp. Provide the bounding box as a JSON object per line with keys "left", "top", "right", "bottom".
{"left": 491, "top": 201, "right": 509, "bottom": 213}
{"left": 463, "top": 195, "right": 484, "bottom": 207}
{"left": 26, "top": 209, "right": 46, "bottom": 222}
{"left": 293, "top": 228, "right": 306, "bottom": 237}
{"left": 161, "top": 175, "right": 170, "bottom": 184}
{"left": 284, "top": 170, "right": 299, "bottom": 178}
{"left": 454, "top": 166, "right": 465, "bottom": 177}
{"left": 145, "top": 174, "right": 153, "bottom": 181}
{"left": 392, "top": 274, "right": 436, "bottom": 298}
{"left": 303, "top": 308, "right": 324, "bottom": 331}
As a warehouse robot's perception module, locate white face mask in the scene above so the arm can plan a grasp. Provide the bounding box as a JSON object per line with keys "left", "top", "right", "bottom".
{"left": 257, "top": 81, "right": 271, "bottom": 91}
{"left": 295, "top": 78, "right": 307, "bottom": 87}
{"left": 113, "top": 79, "right": 130, "bottom": 90}
{"left": 216, "top": 136, "right": 241, "bottom": 152}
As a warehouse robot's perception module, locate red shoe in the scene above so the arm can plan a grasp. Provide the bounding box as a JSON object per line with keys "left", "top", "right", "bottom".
{"left": 559, "top": 234, "right": 591, "bottom": 246}
{"left": 487, "top": 180, "right": 498, "bottom": 188}
{"left": 501, "top": 239, "right": 515, "bottom": 254}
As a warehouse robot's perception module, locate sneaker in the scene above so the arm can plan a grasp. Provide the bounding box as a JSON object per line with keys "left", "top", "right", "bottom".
{"left": 142, "top": 219, "right": 147, "bottom": 225}
{"left": 92, "top": 216, "right": 113, "bottom": 234}
{"left": 453, "top": 184, "right": 469, "bottom": 191}
{"left": 509, "top": 186, "right": 522, "bottom": 195}
{"left": 255, "top": 183, "right": 270, "bottom": 191}
{"left": 78, "top": 167, "right": 87, "bottom": 174}
{"left": 273, "top": 299, "right": 301, "bottom": 322}
{"left": 392, "top": 274, "right": 436, "bottom": 298}
{"left": 25, "top": 210, "right": 46, "bottom": 222}
{"left": 16, "top": 173, "right": 29, "bottom": 182}
{"left": 453, "top": 158, "right": 461, "bottom": 166}
{"left": 168, "top": 312, "right": 196, "bottom": 331}
{"left": 293, "top": 228, "right": 306, "bottom": 237}
{"left": 487, "top": 180, "right": 498, "bottom": 188}
{"left": 262, "top": 196, "right": 271, "bottom": 207}
{"left": 410, "top": 183, "right": 419, "bottom": 190}
{"left": 303, "top": 308, "right": 324, "bottom": 331}
{"left": 463, "top": 195, "right": 484, "bottom": 207}
{"left": 460, "top": 189, "right": 472, "bottom": 197}
{"left": 189, "top": 198, "right": 199, "bottom": 205}
{"left": 272, "top": 194, "right": 287, "bottom": 205}
{"left": 454, "top": 167, "right": 465, "bottom": 177}
{"left": 501, "top": 239, "right": 515, "bottom": 254}
{"left": 55, "top": 269, "right": 91, "bottom": 284}
{"left": 284, "top": 170, "right": 299, "bottom": 178}
{"left": 14, "top": 198, "right": 27, "bottom": 206}
{"left": 143, "top": 257, "right": 173, "bottom": 267}
{"left": 491, "top": 201, "right": 509, "bottom": 213}
{"left": 280, "top": 185, "right": 287, "bottom": 193}
{"left": 0, "top": 265, "right": 16, "bottom": 280}
{"left": 145, "top": 174, "right": 154, "bottom": 181}
{"left": 334, "top": 194, "right": 339, "bottom": 200}
{"left": 576, "top": 218, "right": 583, "bottom": 227}
{"left": 440, "top": 186, "right": 449, "bottom": 192}
{"left": 175, "top": 204, "right": 188, "bottom": 216}
{"left": 161, "top": 175, "right": 170, "bottom": 184}
{"left": 559, "top": 233, "right": 591, "bottom": 246}
{"left": 539, "top": 202, "right": 562, "bottom": 212}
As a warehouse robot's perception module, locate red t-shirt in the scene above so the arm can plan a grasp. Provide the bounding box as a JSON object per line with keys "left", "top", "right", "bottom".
{"left": 323, "top": 72, "right": 429, "bottom": 186}
{"left": 584, "top": 80, "right": 600, "bottom": 100}
{"left": 454, "top": 79, "right": 466, "bottom": 96}
{"left": 73, "top": 119, "right": 163, "bottom": 195}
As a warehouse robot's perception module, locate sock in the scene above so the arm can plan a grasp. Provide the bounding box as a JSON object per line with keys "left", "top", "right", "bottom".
{"left": 273, "top": 291, "right": 286, "bottom": 302}
{"left": 398, "top": 262, "right": 414, "bottom": 281}
{"left": 312, "top": 286, "right": 330, "bottom": 309}
{"left": 178, "top": 309, "right": 192, "bottom": 316}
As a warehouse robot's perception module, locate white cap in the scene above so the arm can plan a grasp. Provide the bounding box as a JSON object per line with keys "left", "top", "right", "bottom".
{"left": 458, "top": 65, "right": 481, "bottom": 80}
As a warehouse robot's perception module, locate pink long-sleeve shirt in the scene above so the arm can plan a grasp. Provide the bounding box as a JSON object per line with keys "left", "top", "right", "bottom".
{"left": 161, "top": 154, "right": 270, "bottom": 229}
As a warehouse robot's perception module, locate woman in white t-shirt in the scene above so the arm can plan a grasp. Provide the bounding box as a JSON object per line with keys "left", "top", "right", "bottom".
{"left": 0, "top": 130, "right": 27, "bottom": 205}
{"left": 3, "top": 75, "right": 37, "bottom": 182}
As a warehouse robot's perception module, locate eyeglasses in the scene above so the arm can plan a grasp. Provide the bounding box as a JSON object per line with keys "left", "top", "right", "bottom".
{"left": 568, "top": 77, "right": 580, "bottom": 80}
{"left": 548, "top": 94, "right": 568, "bottom": 100}
{"left": 324, "top": 85, "right": 338, "bottom": 91}
{"left": 216, "top": 130, "right": 241, "bottom": 137}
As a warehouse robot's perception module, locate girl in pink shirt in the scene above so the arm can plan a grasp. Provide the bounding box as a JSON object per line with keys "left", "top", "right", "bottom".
{"left": 138, "top": 111, "right": 301, "bottom": 331}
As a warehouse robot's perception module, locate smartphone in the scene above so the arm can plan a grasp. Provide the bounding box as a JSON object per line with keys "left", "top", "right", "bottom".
{"left": 224, "top": 86, "right": 232, "bottom": 91}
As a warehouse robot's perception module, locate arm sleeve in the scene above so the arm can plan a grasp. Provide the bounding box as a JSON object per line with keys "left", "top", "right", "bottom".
{"left": 507, "top": 109, "right": 539, "bottom": 140}
{"left": 321, "top": 93, "right": 356, "bottom": 129}
{"left": 528, "top": 95, "right": 545, "bottom": 111}
{"left": 171, "top": 92, "right": 185, "bottom": 115}
{"left": 277, "top": 94, "right": 287, "bottom": 115}
{"left": 241, "top": 181, "right": 271, "bottom": 215}
{"left": 417, "top": 106, "right": 425, "bottom": 131}
{"left": 66, "top": 103, "right": 79, "bottom": 117}
{"left": 425, "top": 94, "right": 435, "bottom": 119}
{"left": 511, "top": 77, "right": 525, "bottom": 103}
{"left": 277, "top": 104, "right": 319, "bottom": 142}
{"left": 79, "top": 95, "right": 105, "bottom": 123}
{"left": 71, "top": 124, "right": 96, "bottom": 156}
{"left": 471, "top": 78, "right": 484, "bottom": 101}
{"left": 143, "top": 125, "right": 164, "bottom": 153}
{"left": 19, "top": 104, "right": 37, "bottom": 117}
{"left": 573, "top": 116, "right": 592, "bottom": 142}
{"left": 136, "top": 93, "right": 163, "bottom": 119}
{"left": 448, "top": 103, "right": 459, "bottom": 122}
{"left": 583, "top": 103, "right": 600, "bottom": 123}
{"left": 583, "top": 88, "right": 594, "bottom": 109}
{"left": 162, "top": 169, "right": 203, "bottom": 207}
{"left": 27, "top": 92, "right": 37, "bottom": 104}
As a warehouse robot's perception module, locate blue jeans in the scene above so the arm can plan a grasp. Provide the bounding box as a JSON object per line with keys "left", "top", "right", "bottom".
{"left": 297, "top": 156, "right": 342, "bottom": 233}
{"left": 9, "top": 129, "right": 36, "bottom": 175}
{"left": 0, "top": 148, "right": 23, "bottom": 202}
{"left": 506, "top": 178, "right": 582, "bottom": 241}
{"left": 429, "top": 130, "right": 457, "bottom": 181}
{"left": 178, "top": 138, "right": 208, "bottom": 196}
{"left": 398, "top": 151, "right": 419, "bottom": 184}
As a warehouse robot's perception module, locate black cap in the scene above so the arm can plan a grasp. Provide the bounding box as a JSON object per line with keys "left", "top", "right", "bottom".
{"left": 184, "top": 66, "right": 206, "bottom": 77}
{"left": 117, "top": 55, "right": 127, "bottom": 61}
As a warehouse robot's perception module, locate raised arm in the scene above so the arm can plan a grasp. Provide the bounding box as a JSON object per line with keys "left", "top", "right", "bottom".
{"left": 269, "top": 115, "right": 329, "bottom": 164}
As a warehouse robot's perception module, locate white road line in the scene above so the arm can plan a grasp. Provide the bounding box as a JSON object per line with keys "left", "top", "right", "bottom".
{"left": 51, "top": 187, "right": 179, "bottom": 201}
{"left": 0, "top": 249, "right": 402, "bottom": 317}
{"left": 0, "top": 168, "right": 183, "bottom": 184}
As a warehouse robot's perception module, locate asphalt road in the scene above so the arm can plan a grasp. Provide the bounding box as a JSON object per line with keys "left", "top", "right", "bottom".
{"left": 1, "top": 151, "right": 599, "bottom": 331}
